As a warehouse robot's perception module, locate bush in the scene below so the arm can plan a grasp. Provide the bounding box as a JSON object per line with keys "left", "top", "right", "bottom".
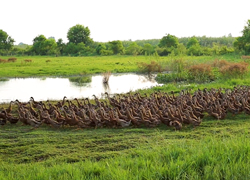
{"left": 137, "top": 61, "right": 163, "bottom": 74}
{"left": 188, "top": 64, "right": 215, "bottom": 83}
{"left": 211, "top": 59, "right": 229, "bottom": 68}
{"left": 100, "top": 49, "right": 113, "bottom": 56}
{"left": 219, "top": 62, "right": 249, "bottom": 79}
{"left": 219, "top": 46, "right": 235, "bottom": 55}
{"left": 187, "top": 44, "right": 203, "bottom": 56}
{"left": 8, "top": 57, "right": 17, "bottom": 61}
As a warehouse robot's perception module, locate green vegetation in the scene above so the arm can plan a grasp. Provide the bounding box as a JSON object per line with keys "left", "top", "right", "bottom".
{"left": 0, "top": 54, "right": 243, "bottom": 78}
{"left": 155, "top": 57, "right": 249, "bottom": 84}
{"left": 1, "top": 20, "right": 250, "bottom": 57}
{"left": 0, "top": 114, "right": 250, "bottom": 179}
{"left": 1, "top": 20, "right": 250, "bottom": 180}
{"left": 234, "top": 20, "right": 250, "bottom": 54}
{"left": 0, "top": 77, "right": 9, "bottom": 81}
{"left": 69, "top": 76, "right": 92, "bottom": 84}
{"left": 0, "top": 29, "right": 15, "bottom": 55}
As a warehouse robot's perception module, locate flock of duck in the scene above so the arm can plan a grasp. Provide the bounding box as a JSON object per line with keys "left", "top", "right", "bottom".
{"left": 1, "top": 86, "right": 250, "bottom": 130}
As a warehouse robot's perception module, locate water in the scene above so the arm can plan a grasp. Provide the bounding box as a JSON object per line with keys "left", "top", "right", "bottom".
{"left": 0, "top": 73, "right": 162, "bottom": 103}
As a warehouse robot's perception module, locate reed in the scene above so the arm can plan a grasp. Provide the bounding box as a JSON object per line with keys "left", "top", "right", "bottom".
{"left": 69, "top": 76, "right": 91, "bottom": 84}
{"left": 102, "top": 71, "right": 111, "bottom": 83}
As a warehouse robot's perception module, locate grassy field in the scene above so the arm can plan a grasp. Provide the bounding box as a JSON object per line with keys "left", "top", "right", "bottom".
{"left": 1, "top": 113, "right": 250, "bottom": 179}
{"left": 1, "top": 54, "right": 250, "bottom": 179}
{"left": 0, "top": 54, "right": 243, "bottom": 77}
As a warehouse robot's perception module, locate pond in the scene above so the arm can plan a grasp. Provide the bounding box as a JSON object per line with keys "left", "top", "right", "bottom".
{"left": 0, "top": 73, "right": 162, "bottom": 103}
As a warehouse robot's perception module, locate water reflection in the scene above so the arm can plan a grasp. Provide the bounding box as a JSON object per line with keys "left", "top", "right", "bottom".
{"left": 0, "top": 73, "right": 162, "bottom": 103}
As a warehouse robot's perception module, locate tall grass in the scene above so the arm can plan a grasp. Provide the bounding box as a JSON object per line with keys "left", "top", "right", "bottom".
{"left": 1, "top": 129, "right": 250, "bottom": 179}
{"left": 156, "top": 58, "right": 249, "bottom": 84}
{"left": 137, "top": 61, "right": 163, "bottom": 74}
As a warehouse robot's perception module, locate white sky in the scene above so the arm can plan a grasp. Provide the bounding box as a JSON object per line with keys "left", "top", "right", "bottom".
{"left": 1, "top": 0, "right": 250, "bottom": 45}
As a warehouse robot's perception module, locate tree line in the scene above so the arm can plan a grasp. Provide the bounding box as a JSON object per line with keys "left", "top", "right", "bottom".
{"left": 0, "top": 20, "right": 250, "bottom": 56}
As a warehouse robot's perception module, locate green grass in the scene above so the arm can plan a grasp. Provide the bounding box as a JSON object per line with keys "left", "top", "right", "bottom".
{"left": 0, "top": 54, "right": 243, "bottom": 78}
{"left": 0, "top": 113, "right": 250, "bottom": 179}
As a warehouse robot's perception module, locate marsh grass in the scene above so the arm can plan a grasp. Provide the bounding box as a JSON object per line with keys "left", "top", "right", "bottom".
{"left": 137, "top": 61, "right": 163, "bottom": 74}
{"left": 68, "top": 76, "right": 91, "bottom": 84}
{"left": 0, "top": 77, "right": 9, "bottom": 81}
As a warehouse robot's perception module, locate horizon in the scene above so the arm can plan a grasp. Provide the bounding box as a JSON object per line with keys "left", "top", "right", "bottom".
{"left": 2, "top": 0, "right": 249, "bottom": 45}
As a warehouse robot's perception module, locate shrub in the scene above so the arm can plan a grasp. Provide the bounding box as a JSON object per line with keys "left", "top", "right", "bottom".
{"left": 241, "top": 56, "right": 250, "bottom": 62}
{"left": 137, "top": 61, "right": 163, "bottom": 74}
{"left": 100, "top": 49, "right": 113, "bottom": 56}
{"left": 8, "top": 57, "right": 17, "bottom": 62}
{"left": 187, "top": 44, "right": 203, "bottom": 56}
{"left": 219, "top": 46, "right": 234, "bottom": 55}
{"left": 219, "top": 62, "right": 249, "bottom": 79}
{"left": 0, "top": 59, "right": 7, "bottom": 63}
{"left": 169, "top": 59, "right": 188, "bottom": 81}
{"left": 211, "top": 59, "right": 229, "bottom": 68}
{"left": 188, "top": 64, "right": 214, "bottom": 83}
{"left": 8, "top": 57, "right": 17, "bottom": 60}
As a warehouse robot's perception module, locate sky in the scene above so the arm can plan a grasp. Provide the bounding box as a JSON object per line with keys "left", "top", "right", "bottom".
{"left": 1, "top": 0, "right": 250, "bottom": 45}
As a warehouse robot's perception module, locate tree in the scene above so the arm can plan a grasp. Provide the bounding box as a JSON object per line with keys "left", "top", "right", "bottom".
{"left": 0, "top": 30, "right": 15, "bottom": 54}
{"left": 234, "top": 20, "right": 250, "bottom": 54}
{"left": 32, "top": 35, "right": 47, "bottom": 55}
{"left": 32, "top": 35, "right": 57, "bottom": 55}
{"left": 56, "top": 38, "right": 66, "bottom": 55}
{"left": 108, "top": 40, "right": 125, "bottom": 54}
{"left": 64, "top": 42, "right": 78, "bottom": 55}
{"left": 67, "top": 24, "right": 92, "bottom": 45}
{"left": 158, "top": 34, "right": 179, "bottom": 48}
{"left": 186, "top": 36, "right": 199, "bottom": 49}
{"left": 126, "top": 42, "right": 142, "bottom": 55}
{"left": 96, "top": 43, "right": 106, "bottom": 55}
{"left": 176, "top": 43, "right": 187, "bottom": 55}
{"left": 43, "top": 38, "right": 57, "bottom": 55}
{"left": 142, "top": 43, "right": 153, "bottom": 55}
{"left": 187, "top": 44, "right": 202, "bottom": 56}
